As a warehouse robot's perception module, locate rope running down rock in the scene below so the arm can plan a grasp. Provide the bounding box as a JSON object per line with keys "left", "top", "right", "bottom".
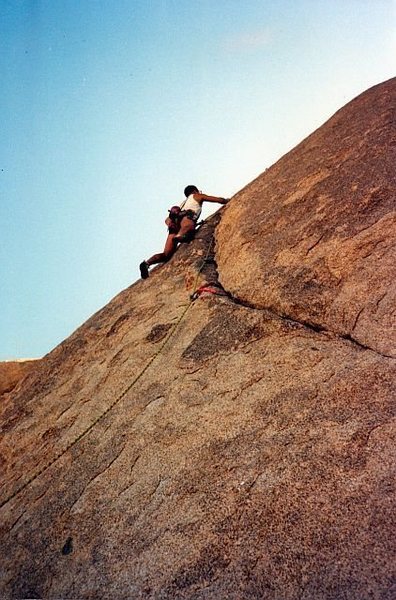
{"left": 0, "top": 236, "right": 214, "bottom": 510}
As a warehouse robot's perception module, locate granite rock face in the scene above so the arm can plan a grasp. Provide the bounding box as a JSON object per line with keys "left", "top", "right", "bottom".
{"left": 0, "top": 359, "right": 40, "bottom": 397}
{"left": 216, "top": 78, "right": 396, "bottom": 358}
{"left": 0, "top": 79, "right": 395, "bottom": 600}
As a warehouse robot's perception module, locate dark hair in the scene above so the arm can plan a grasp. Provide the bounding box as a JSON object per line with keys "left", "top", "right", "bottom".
{"left": 184, "top": 185, "right": 199, "bottom": 197}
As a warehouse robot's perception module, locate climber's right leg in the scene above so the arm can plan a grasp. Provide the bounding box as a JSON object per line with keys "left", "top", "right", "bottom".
{"left": 140, "top": 234, "right": 177, "bottom": 278}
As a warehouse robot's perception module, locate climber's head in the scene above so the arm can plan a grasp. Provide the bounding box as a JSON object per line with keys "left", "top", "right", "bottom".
{"left": 184, "top": 185, "right": 199, "bottom": 197}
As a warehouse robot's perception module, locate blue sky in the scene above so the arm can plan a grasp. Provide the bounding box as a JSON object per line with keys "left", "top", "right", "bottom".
{"left": 1, "top": 0, "right": 395, "bottom": 359}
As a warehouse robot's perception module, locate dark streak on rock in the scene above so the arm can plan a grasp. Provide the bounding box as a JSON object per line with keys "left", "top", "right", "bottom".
{"left": 146, "top": 323, "right": 173, "bottom": 343}
{"left": 61, "top": 536, "right": 73, "bottom": 555}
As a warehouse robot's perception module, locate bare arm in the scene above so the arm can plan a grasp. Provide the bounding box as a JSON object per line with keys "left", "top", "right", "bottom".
{"left": 194, "top": 193, "right": 229, "bottom": 205}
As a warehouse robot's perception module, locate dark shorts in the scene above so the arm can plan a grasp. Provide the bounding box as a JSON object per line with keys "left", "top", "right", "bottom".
{"left": 180, "top": 209, "right": 198, "bottom": 222}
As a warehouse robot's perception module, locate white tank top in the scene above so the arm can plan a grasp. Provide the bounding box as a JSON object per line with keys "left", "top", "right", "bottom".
{"left": 180, "top": 194, "right": 202, "bottom": 219}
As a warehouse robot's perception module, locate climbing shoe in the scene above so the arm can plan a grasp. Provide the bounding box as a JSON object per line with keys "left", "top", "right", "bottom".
{"left": 139, "top": 261, "right": 149, "bottom": 279}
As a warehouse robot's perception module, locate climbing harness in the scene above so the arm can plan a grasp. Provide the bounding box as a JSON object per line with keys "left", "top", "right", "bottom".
{"left": 0, "top": 236, "right": 215, "bottom": 510}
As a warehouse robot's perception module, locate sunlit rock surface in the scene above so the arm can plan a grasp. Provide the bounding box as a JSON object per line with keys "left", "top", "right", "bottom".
{"left": 1, "top": 78, "right": 395, "bottom": 600}
{"left": 0, "top": 359, "right": 40, "bottom": 397}
{"left": 217, "top": 77, "right": 396, "bottom": 358}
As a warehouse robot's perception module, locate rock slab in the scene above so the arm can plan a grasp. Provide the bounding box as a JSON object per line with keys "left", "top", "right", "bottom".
{"left": 216, "top": 77, "right": 396, "bottom": 357}
{"left": 0, "top": 79, "right": 395, "bottom": 599}
{"left": 0, "top": 359, "right": 40, "bottom": 397}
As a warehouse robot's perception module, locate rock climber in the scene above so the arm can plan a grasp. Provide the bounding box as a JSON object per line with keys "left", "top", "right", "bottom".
{"left": 139, "top": 185, "right": 229, "bottom": 279}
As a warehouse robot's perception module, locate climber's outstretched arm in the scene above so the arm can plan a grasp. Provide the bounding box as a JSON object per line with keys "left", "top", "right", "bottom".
{"left": 195, "top": 193, "right": 229, "bottom": 205}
